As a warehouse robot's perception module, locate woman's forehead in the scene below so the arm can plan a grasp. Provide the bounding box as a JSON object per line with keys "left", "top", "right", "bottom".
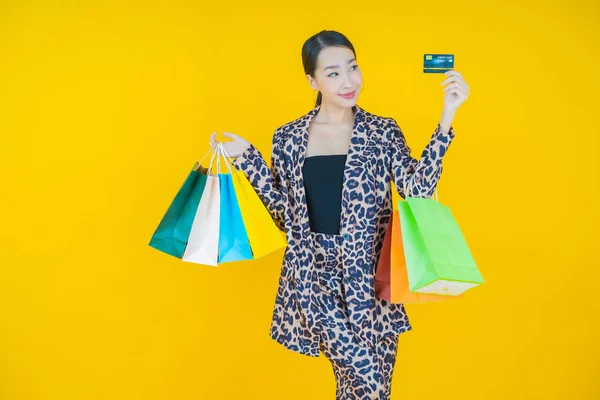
{"left": 316, "top": 46, "right": 356, "bottom": 70}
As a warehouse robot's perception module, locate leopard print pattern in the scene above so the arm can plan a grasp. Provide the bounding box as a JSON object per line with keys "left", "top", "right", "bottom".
{"left": 231, "top": 104, "right": 455, "bottom": 357}
{"left": 313, "top": 231, "right": 400, "bottom": 400}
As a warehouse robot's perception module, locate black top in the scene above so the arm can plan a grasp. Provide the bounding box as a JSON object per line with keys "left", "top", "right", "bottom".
{"left": 302, "top": 154, "right": 347, "bottom": 234}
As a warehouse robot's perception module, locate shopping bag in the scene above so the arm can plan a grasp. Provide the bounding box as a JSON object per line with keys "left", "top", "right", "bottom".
{"left": 148, "top": 157, "right": 209, "bottom": 258}
{"left": 399, "top": 177, "right": 484, "bottom": 295}
{"left": 182, "top": 146, "right": 221, "bottom": 266}
{"left": 374, "top": 209, "right": 460, "bottom": 303}
{"left": 219, "top": 143, "right": 287, "bottom": 260}
{"left": 214, "top": 143, "right": 254, "bottom": 263}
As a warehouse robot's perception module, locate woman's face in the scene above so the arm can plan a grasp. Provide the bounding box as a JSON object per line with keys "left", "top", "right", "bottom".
{"left": 308, "top": 46, "right": 363, "bottom": 108}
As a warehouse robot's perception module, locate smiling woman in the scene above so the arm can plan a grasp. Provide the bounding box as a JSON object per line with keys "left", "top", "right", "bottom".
{"left": 212, "top": 29, "right": 462, "bottom": 400}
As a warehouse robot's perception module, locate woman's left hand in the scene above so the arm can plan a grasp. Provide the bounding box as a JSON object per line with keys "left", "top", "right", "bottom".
{"left": 441, "top": 70, "right": 470, "bottom": 112}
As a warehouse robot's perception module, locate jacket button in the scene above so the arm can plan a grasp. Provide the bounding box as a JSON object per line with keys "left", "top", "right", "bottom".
{"left": 342, "top": 233, "right": 351, "bottom": 240}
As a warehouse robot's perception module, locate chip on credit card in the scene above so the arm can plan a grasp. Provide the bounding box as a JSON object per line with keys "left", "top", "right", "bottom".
{"left": 424, "top": 54, "right": 454, "bottom": 73}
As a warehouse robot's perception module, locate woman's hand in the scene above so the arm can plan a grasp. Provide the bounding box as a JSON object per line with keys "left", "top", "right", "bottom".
{"left": 209, "top": 131, "right": 251, "bottom": 158}
{"left": 440, "top": 70, "right": 470, "bottom": 113}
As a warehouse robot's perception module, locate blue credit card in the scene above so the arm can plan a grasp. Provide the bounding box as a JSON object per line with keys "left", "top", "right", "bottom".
{"left": 424, "top": 54, "right": 454, "bottom": 73}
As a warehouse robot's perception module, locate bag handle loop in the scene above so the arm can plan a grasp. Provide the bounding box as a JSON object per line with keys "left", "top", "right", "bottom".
{"left": 403, "top": 174, "right": 439, "bottom": 202}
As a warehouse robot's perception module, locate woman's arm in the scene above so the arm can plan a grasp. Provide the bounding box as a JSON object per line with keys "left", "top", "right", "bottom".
{"left": 230, "top": 130, "right": 286, "bottom": 231}
{"left": 389, "top": 118, "right": 456, "bottom": 199}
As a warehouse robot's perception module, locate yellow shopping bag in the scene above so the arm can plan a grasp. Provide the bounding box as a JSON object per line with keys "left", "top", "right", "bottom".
{"left": 220, "top": 144, "right": 287, "bottom": 259}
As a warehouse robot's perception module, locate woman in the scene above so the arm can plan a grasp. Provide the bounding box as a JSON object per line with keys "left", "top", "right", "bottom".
{"left": 209, "top": 30, "right": 469, "bottom": 399}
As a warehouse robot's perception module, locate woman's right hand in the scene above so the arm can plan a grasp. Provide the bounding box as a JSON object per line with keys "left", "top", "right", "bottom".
{"left": 210, "top": 131, "right": 252, "bottom": 158}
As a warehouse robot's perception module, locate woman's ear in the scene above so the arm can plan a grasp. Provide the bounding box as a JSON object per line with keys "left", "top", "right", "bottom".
{"left": 306, "top": 74, "right": 318, "bottom": 91}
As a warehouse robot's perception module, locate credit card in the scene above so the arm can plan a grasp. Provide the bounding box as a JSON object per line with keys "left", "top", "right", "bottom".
{"left": 423, "top": 54, "right": 454, "bottom": 73}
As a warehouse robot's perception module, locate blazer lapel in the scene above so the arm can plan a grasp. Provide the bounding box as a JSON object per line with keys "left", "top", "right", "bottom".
{"left": 338, "top": 105, "right": 370, "bottom": 230}
{"left": 284, "top": 103, "right": 370, "bottom": 237}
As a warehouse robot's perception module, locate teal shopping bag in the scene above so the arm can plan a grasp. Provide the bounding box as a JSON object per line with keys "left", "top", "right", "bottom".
{"left": 398, "top": 180, "right": 484, "bottom": 296}
{"left": 148, "top": 147, "right": 217, "bottom": 258}
{"left": 215, "top": 143, "right": 253, "bottom": 263}
{"left": 149, "top": 163, "right": 206, "bottom": 258}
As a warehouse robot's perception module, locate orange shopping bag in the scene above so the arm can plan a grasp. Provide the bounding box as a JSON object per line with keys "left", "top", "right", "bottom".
{"left": 374, "top": 209, "right": 463, "bottom": 304}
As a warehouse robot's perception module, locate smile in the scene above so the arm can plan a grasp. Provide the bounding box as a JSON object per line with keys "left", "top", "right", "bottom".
{"left": 339, "top": 90, "right": 356, "bottom": 99}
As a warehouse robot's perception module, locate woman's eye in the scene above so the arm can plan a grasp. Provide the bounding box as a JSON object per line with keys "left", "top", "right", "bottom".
{"left": 328, "top": 66, "right": 358, "bottom": 77}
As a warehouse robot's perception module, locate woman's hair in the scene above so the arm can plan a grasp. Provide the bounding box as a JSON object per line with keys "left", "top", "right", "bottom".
{"left": 301, "top": 30, "right": 356, "bottom": 107}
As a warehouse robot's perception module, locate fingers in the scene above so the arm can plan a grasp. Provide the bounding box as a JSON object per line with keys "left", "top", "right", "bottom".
{"left": 444, "top": 70, "right": 462, "bottom": 78}
{"left": 443, "top": 82, "right": 469, "bottom": 94}
{"left": 209, "top": 131, "right": 242, "bottom": 153}
{"left": 446, "top": 86, "right": 469, "bottom": 101}
{"left": 441, "top": 76, "right": 468, "bottom": 89}
{"left": 222, "top": 131, "right": 238, "bottom": 139}
{"left": 440, "top": 70, "right": 469, "bottom": 90}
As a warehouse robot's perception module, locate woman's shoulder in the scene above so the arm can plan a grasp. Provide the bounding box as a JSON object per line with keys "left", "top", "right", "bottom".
{"left": 359, "top": 107, "right": 399, "bottom": 143}
{"left": 271, "top": 109, "right": 312, "bottom": 142}
{"left": 361, "top": 106, "right": 397, "bottom": 125}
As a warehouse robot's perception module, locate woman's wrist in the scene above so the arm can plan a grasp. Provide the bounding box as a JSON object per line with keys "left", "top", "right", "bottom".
{"left": 439, "top": 108, "right": 456, "bottom": 135}
{"left": 232, "top": 143, "right": 252, "bottom": 158}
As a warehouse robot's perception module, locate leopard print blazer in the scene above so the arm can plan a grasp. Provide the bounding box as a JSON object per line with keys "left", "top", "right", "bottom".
{"left": 231, "top": 103, "right": 455, "bottom": 356}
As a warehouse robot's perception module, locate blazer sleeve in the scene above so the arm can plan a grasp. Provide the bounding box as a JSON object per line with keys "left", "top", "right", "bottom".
{"left": 389, "top": 118, "right": 456, "bottom": 199}
{"left": 230, "top": 130, "right": 286, "bottom": 232}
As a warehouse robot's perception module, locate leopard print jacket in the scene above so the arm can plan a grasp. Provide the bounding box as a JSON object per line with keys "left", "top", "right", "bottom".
{"left": 231, "top": 103, "right": 455, "bottom": 356}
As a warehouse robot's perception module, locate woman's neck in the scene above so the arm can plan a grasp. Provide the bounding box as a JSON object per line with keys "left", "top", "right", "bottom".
{"left": 314, "top": 102, "right": 355, "bottom": 125}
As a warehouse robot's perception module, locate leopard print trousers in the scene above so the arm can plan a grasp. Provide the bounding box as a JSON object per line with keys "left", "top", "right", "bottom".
{"left": 312, "top": 231, "right": 400, "bottom": 400}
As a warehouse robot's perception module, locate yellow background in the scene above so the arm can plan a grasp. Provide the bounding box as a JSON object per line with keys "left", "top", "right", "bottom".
{"left": 1, "top": 0, "right": 598, "bottom": 399}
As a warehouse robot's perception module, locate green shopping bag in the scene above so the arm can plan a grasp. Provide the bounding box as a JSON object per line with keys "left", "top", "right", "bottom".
{"left": 399, "top": 178, "right": 484, "bottom": 296}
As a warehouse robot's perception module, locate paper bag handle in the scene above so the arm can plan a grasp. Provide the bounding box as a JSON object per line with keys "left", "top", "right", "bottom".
{"left": 403, "top": 173, "right": 439, "bottom": 202}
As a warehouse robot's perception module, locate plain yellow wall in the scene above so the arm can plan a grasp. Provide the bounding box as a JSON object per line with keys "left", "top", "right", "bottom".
{"left": 1, "top": 0, "right": 598, "bottom": 399}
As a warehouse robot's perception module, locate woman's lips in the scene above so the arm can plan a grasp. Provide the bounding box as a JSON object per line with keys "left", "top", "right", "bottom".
{"left": 339, "top": 90, "right": 356, "bottom": 99}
